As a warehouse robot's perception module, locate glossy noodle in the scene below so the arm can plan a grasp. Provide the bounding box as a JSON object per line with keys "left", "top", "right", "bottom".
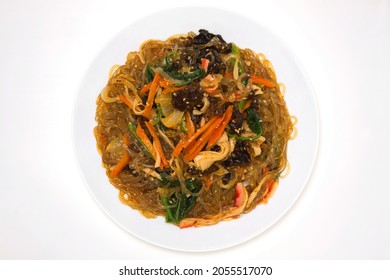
{"left": 94, "top": 30, "right": 295, "bottom": 228}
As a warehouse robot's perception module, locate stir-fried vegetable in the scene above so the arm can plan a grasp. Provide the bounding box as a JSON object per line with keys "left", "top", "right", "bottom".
{"left": 96, "top": 29, "right": 290, "bottom": 227}
{"left": 145, "top": 65, "right": 155, "bottom": 83}
{"left": 234, "top": 183, "right": 245, "bottom": 207}
{"left": 118, "top": 94, "right": 134, "bottom": 110}
{"left": 228, "top": 108, "right": 263, "bottom": 141}
{"left": 182, "top": 116, "right": 219, "bottom": 149}
{"left": 247, "top": 108, "right": 262, "bottom": 135}
{"left": 109, "top": 134, "right": 130, "bottom": 178}
{"left": 207, "top": 105, "right": 233, "bottom": 148}
{"left": 140, "top": 83, "right": 152, "bottom": 95}
{"left": 144, "top": 122, "right": 169, "bottom": 168}
{"left": 184, "top": 116, "right": 225, "bottom": 161}
{"left": 231, "top": 43, "right": 244, "bottom": 77}
{"left": 143, "top": 73, "right": 161, "bottom": 119}
{"left": 172, "top": 139, "right": 185, "bottom": 157}
{"left": 236, "top": 99, "right": 252, "bottom": 113}
{"left": 161, "top": 109, "right": 185, "bottom": 129}
{"left": 160, "top": 178, "right": 201, "bottom": 224}
{"left": 159, "top": 51, "right": 206, "bottom": 86}
{"left": 162, "top": 67, "right": 205, "bottom": 86}
{"left": 179, "top": 118, "right": 188, "bottom": 134}
{"left": 201, "top": 58, "right": 210, "bottom": 72}
{"left": 192, "top": 138, "right": 233, "bottom": 171}
{"left": 128, "top": 123, "right": 154, "bottom": 159}
{"left": 150, "top": 105, "right": 163, "bottom": 126}
{"left": 250, "top": 74, "right": 276, "bottom": 88}
{"left": 155, "top": 92, "right": 174, "bottom": 117}
{"left": 161, "top": 85, "right": 187, "bottom": 95}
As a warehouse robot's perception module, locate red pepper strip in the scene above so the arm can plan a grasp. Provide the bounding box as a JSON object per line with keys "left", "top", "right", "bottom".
{"left": 234, "top": 183, "right": 245, "bottom": 207}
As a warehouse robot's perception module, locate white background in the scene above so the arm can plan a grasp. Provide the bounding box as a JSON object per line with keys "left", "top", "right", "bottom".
{"left": 1, "top": 0, "right": 389, "bottom": 259}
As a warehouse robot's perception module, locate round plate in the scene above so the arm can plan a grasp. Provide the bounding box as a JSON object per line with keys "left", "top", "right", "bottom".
{"left": 73, "top": 7, "right": 319, "bottom": 252}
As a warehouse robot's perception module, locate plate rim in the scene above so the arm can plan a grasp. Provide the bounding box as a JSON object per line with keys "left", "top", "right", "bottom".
{"left": 72, "top": 6, "right": 320, "bottom": 252}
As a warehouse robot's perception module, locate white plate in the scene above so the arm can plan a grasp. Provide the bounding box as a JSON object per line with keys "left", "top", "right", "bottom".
{"left": 73, "top": 7, "right": 319, "bottom": 252}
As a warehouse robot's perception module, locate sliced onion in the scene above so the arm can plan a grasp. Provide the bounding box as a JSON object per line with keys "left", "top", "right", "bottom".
{"left": 233, "top": 58, "right": 240, "bottom": 80}
{"left": 100, "top": 86, "right": 118, "bottom": 103}
{"left": 237, "top": 73, "right": 247, "bottom": 91}
{"left": 161, "top": 109, "right": 184, "bottom": 128}
{"left": 193, "top": 97, "right": 210, "bottom": 115}
{"left": 106, "top": 136, "right": 122, "bottom": 152}
{"left": 245, "top": 78, "right": 253, "bottom": 92}
{"left": 156, "top": 67, "right": 185, "bottom": 85}
{"left": 155, "top": 91, "right": 174, "bottom": 117}
{"left": 109, "top": 64, "right": 120, "bottom": 78}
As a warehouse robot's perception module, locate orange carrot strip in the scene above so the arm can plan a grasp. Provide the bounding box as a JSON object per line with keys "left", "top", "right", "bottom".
{"left": 159, "top": 79, "right": 172, "bottom": 88}
{"left": 140, "top": 83, "right": 152, "bottom": 95}
{"left": 123, "top": 133, "right": 130, "bottom": 146}
{"left": 172, "top": 138, "right": 185, "bottom": 158}
{"left": 179, "top": 219, "right": 196, "bottom": 229}
{"left": 144, "top": 122, "right": 169, "bottom": 168}
{"left": 109, "top": 152, "right": 129, "bottom": 178}
{"left": 118, "top": 94, "right": 134, "bottom": 109}
{"left": 233, "top": 91, "right": 243, "bottom": 101}
{"left": 250, "top": 74, "right": 277, "bottom": 87}
{"left": 184, "top": 116, "right": 224, "bottom": 161}
{"left": 204, "top": 175, "right": 213, "bottom": 191}
{"left": 185, "top": 116, "right": 222, "bottom": 153}
{"left": 172, "top": 113, "right": 195, "bottom": 158}
{"left": 136, "top": 123, "right": 157, "bottom": 160}
{"left": 224, "top": 72, "right": 233, "bottom": 78}
{"left": 207, "top": 105, "right": 233, "bottom": 148}
{"left": 182, "top": 116, "right": 219, "bottom": 149}
{"left": 242, "top": 99, "right": 252, "bottom": 111}
{"left": 161, "top": 85, "right": 187, "bottom": 95}
{"left": 143, "top": 73, "right": 161, "bottom": 119}
{"left": 109, "top": 134, "right": 130, "bottom": 178}
{"left": 185, "top": 112, "right": 195, "bottom": 138}
{"left": 204, "top": 87, "right": 219, "bottom": 94}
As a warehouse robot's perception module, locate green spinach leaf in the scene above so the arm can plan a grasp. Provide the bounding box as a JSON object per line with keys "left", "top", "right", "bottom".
{"left": 160, "top": 179, "right": 201, "bottom": 224}
{"left": 227, "top": 108, "right": 263, "bottom": 141}
{"left": 128, "top": 123, "right": 154, "bottom": 159}
{"left": 145, "top": 65, "right": 155, "bottom": 83}
{"left": 247, "top": 108, "right": 262, "bottom": 135}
